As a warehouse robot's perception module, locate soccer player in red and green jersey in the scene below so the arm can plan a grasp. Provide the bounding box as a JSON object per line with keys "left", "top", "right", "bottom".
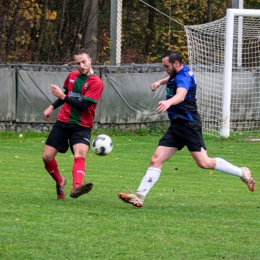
{"left": 42, "top": 48, "right": 104, "bottom": 200}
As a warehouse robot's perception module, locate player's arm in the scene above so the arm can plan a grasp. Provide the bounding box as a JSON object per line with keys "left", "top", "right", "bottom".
{"left": 156, "top": 87, "right": 187, "bottom": 113}
{"left": 63, "top": 97, "right": 93, "bottom": 112}
{"left": 51, "top": 89, "right": 68, "bottom": 109}
{"left": 51, "top": 84, "right": 93, "bottom": 112}
{"left": 44, "top": 89, "right": 68, "bottom": 121}
{"left": 150, "top": 76, "right": 170, "bottom": 91}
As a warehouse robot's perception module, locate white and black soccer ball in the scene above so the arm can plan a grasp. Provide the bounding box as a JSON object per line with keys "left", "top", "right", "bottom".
{"left": 92, "top": 134, "right": 113, "bottom": 155}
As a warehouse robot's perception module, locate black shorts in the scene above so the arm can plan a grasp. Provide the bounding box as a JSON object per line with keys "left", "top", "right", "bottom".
{"left": 158, "top": 117, "right": 206, "bottom": 152}
{"left": 45, "top": 120, "right": 91, "bottom": 153}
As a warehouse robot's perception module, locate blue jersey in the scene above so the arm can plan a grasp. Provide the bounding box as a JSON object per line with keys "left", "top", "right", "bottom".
{"left": 166, "top": 65, "right": 197, "bottom": 121}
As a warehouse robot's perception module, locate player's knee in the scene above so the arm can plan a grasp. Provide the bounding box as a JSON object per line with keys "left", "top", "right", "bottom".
{"left": 197, "top": 162, "right": 206, "bottom": 169}
{"left": 150, "top": 153, "right": 161, "bottom": 166}
{"left": 42, "top": 152, "right": 53, "bottom": 163}
{"left": 196, "top": 160, "right": 211, "bottom": 169}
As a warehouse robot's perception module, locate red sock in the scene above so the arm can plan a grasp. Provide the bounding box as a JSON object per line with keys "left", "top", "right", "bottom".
{"left": 72, "top": 157, "right": 86, "bottom": 189}
{"left": 44, "top": 158, "right": 62, "bottom": 185}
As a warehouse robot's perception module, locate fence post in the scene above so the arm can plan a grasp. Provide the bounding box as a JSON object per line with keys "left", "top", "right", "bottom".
{"left": 110, "top": 0, "right": 123, "bottom": 65}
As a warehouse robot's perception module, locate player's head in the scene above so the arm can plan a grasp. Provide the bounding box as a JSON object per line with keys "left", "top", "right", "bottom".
{"left": 163, "top": 50, "right": 182, "bottom": 64}
{"left": 73, "top": 48, "right": 93, "bottom": 75}
{"left": 162, "top": 50, "right": 182, "bottom": 77}
{"left": 74, "top": 48, "right": 91, "bottom": 58}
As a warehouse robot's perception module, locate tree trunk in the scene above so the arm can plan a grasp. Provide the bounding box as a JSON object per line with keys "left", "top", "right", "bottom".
{"left": 145, "top": 0, "right": 155, "bottom": 56}
{"left": 5, "top": 0, "right": 22, "bottom": 63}
{"left": 34, "top": 0, "right": 49, "bottom": 63}
{"left": 207, "top": 0, "right": 212, "bottom": 22}
{"left": 58, "top": 0, "right": 66, "bottom": 40}
{"left": 73, "top": 0, "right": 88, "bottom": 53}
{"left": 72, "top": 0, "right": 98, "bottom": 63}
{"left": 0, "top": 0, "right": 9, "bottom": 61}
{"left": 82, "top": 0, "right": 99, "bottom": 63}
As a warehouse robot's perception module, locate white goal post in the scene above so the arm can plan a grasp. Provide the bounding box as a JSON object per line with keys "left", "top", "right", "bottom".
{"left": 185, "top": 9, "right": 260, "bottom": 137}
{"left": 221, "top": 9, "right": 260, "bottom": 137}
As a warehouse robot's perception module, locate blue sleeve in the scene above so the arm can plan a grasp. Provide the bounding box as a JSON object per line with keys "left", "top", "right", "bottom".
{"left": 175, "top": 74, "right": 191, "bottom": 91}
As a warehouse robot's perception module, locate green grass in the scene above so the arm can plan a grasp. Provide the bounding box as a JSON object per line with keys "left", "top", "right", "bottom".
{"left": 0, "top": 131, "right": 260, "bottom": 260}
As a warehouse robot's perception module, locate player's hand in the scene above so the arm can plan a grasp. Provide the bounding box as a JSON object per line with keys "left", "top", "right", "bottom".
{"left": 156, "top": 100, "right": 171, "bottom": 113}
{"left": 150, "top": 81, "right": 160, "bottom": 91}
{"left": 44, "top": 106, "right": 54, "bottom": 121}
{"left": 51, "top": 84, "right": 66, "bottom": 100}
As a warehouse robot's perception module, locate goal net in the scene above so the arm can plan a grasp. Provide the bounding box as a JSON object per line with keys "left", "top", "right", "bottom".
{"left": 184, "top": 9, "right": 260, "bottom": 137}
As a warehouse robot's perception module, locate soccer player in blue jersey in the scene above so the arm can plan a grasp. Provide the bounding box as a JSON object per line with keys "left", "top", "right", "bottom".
{"left": 118, "top": 50, "right": 256, "bottom": 207}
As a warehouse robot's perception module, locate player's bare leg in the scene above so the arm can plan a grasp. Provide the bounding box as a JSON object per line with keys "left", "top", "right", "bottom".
{"left": 191, "top": 148, "right": 256, "bottom": 192}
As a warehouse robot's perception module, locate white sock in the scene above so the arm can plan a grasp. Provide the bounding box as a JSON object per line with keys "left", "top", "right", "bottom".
{"left": 214, "top": 158, "right": 242, "bottom": 177}
{"left": 136, "top": 167, "right": 161, "bottom": 197}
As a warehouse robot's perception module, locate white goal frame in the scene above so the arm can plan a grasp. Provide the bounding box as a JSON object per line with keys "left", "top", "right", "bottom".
{"left": 221, "top": 8, "right": 260, "bottom": 137}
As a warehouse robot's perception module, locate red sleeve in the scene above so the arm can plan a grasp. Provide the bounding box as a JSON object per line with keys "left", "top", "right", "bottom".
{"left": 82, "top": 75, "right": 104, "bottom": 103}
{"left": 63, "top": 71, "right": 79, "bottom": 91}
{"left": 63, "top": 74, "right": 70, "bottom": 90}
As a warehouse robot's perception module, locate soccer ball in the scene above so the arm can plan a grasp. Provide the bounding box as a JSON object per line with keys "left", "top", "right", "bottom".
{"left": 92, "top": 134, "right": 113, "bottom": 155}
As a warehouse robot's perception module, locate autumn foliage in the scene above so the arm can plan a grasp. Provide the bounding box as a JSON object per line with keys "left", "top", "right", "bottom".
{"left": 0, "top": 0, "right": 258, "bottom": 65}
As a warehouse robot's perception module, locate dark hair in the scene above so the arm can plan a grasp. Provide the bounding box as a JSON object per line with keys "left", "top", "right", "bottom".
{"left": 74, "top": 48, "right": 90, "bottom": 57}
{"left": 162, "top": 50, "right": 182, "bottom": 64}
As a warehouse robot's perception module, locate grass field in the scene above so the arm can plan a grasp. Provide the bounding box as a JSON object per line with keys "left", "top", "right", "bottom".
{"left": 0, "top": 131, "right": 260, "bottom": 260}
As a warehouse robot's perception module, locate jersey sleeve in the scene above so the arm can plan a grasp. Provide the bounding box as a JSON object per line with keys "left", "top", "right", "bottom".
{"left": 82, "top": 75, "right": 104, "bottom": 104}
{"left": 63, "top": 73, "right": 70, "bottom": 90}
{"left": 63, "top": 71, "right": 79, "bottom": 91}
{"left": 176, "top": 73, "right": 192, "bottom": 91}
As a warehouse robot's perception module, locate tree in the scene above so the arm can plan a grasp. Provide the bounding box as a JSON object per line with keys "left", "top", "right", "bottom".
{"left": 4, "top": 0, "right": 23, "bottom": 63}
{"left": 145, "top": 0, "right": 155, "bottom": 56}
{"left": 0, "top": 0, "right": 259, "bottom": 65}
{"left": 34, "top": 0, "right": 49, "bottom": 63}
{"left": 207, "top": 0, "right": 213, "bottom": 22}
{"left": 73, "top": 0, "right": 98, "bottom": 63}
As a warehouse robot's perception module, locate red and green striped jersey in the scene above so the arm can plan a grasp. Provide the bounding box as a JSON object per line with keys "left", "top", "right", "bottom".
{"left": 57, "top": 71, "right": 103, "bottom": 128}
